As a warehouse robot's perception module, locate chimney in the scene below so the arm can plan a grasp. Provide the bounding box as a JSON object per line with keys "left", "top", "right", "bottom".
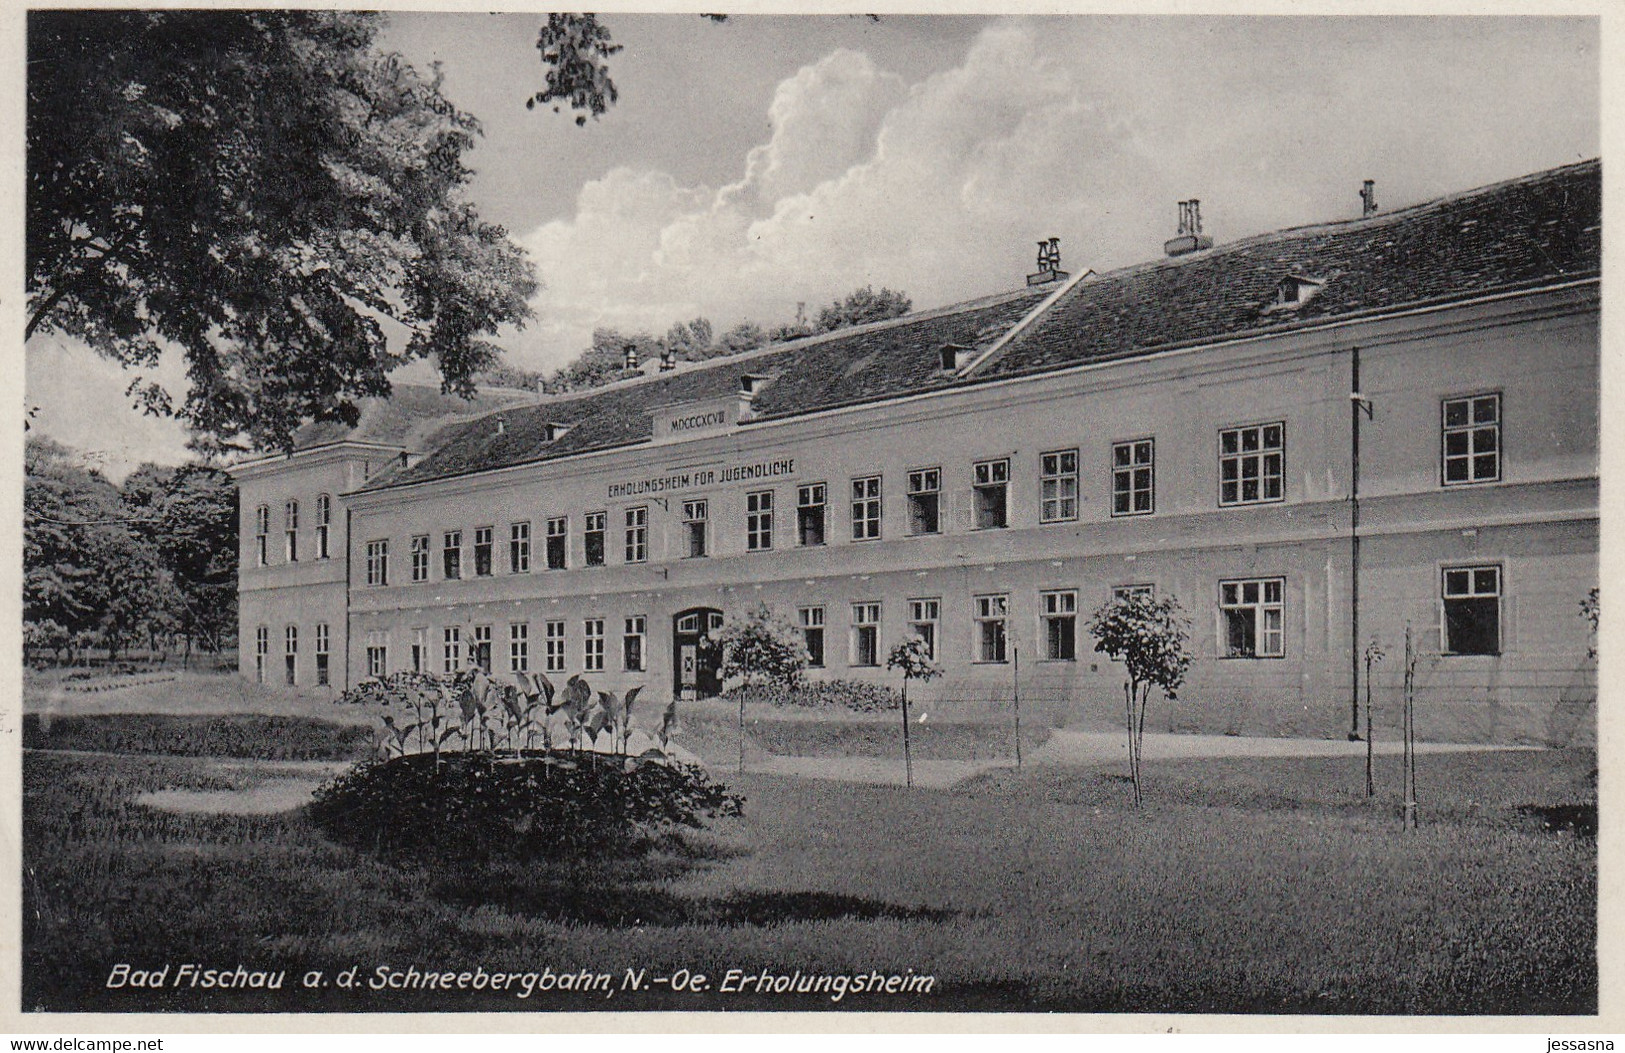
{"left": 1025, "top": 237, "right": 1070, "bottom": 286}
{"left": 1163, "top": 199, "right": 1214, "bottom": 257}
{"left": 623, "top": 343, "right": 639, "bottom": 370}
{"left": 1360, "top": 179, "right": 1378, "bottom": 218}
{"left": 495, "top": 415, "right": 506, "bottom": 436}
{"left": 659, "top": 348, "right": 677, "bottom": 372}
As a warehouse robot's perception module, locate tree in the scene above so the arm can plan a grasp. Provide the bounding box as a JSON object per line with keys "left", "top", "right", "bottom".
{"left": 709, "top": 603, "right": 808, "bottom": 772}
{"left": 718, "top": 321, "right": 767, "bottom": 356}
{"left": 27, "top": 10, "right": 537, "bottom": 454}
{"left": 24, "top": 438, "right": 165, "bottom": 664}
{"left": 545, "top": 327, "right": 656, "bottom": 393}
{"left": 124, "top": 463, "right": 240, "bottom": 659}
{"left": 816, "top": 286, "right": 913, "bottom": 333}
{"left": 1087, "top": 593, "right": 1194, "bottom": 807}
{"left": 665, "top": 317, "right": 715, "bottom": 359}
{"left": 887, "top": 636, "right": 941, "bottom": 789}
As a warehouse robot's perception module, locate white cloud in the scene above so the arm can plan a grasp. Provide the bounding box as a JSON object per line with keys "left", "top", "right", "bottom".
{"left": 25, "top": 337, "right": 196, "bottom": 482}
{"left": 508, "top": 15, "right": 1596, "bottom": 375}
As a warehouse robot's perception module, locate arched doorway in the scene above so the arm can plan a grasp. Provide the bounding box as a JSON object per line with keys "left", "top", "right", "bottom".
{"left": 673, "top": 607, "right": 724, "bottom": 700}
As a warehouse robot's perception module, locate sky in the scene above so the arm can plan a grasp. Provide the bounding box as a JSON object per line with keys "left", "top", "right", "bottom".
{"left": 23, "top": 12, "right": 1601, "bottom": 479}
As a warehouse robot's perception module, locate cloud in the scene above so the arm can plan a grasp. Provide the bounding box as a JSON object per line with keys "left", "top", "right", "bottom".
{"left": 25, "top": 337, "right": 196, "bottom": 482}
{"left": 508, "top": 15, "right": 1596, "bottom": 375}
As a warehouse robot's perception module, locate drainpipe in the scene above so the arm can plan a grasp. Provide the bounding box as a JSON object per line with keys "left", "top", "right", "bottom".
{"left": 343, "top": 505, "right": 353, "bottom": 692}
{"left": 1349, "top": 346, "right": 1368, "bottom": 741}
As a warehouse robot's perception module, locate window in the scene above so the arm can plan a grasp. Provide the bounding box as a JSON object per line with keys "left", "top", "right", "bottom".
{"left": 907, "top": 468, "right": 941, "bottom": 535}
{"left": 509, "top": 622, "right": 529, "bottom": 673}
{"left": 411, "top": 627, "right": 427, "bottom": 674}
{"left": 1113, "top": 583, "right": 1155, "bottom": 603}
{"left": 907, "top": 598, "right": 940, "bottom": 660}
{"left": 1041, "top": 450, "right": 1079, "bottom": 523}
{"left": 442, "top": 530, "right": 463, "bottom": 579}
{"left": 365, "top": 540, "right": 388, "bottom": 586}
{"left": 974, "top": 594, "right": 1009, "bottom": 663}
{"left": 284, "top": 500, "right": 299, "bottom": 562}
{"left": 1442, "top": 393, "right": 1501, "bottom": 485}
{"left": 254, "top": 625, "right": 268, "bottom": 684}
{"left": 851, "top": 476, "right": 882, "bottom": 541}
{"left": 1219, "top": 423, "right": 1284, "bottom": 506}
{"left": 746, "top": 491, "right": 774, "bottom": 551}
{"left": 315, "top": 623, "right": 330, "bottom": 686}
{"left": 624, "top": 616, "right": 646, "bottom": 672}
{"left": 584, "top": 619, "right": 605, "bottom": 671}
{"left": 473, "top": 526, "right": 494, "bottom": 577}
{"left": 850, "top": 602, "right": 881, "bottom": 667}
{"left": 544, "top": 620, "right": 566, "bottom": 673}
{"left": 1442, "top": 565, "right": 1501, "bottom": 656}
{"left": 546, "top": 517, "right": 568, "bottom": 570}
{"left": 410, "top": 534, "right": 430, "bottom": 583}
{"left": 1041, "top": 590, "right": 1077, "bottom": 661}
{"left": 1112, "top": 439, "right": 1155, "bottom": 516}
{"left": 973, "top": 459, "right": 1010, "bottom": 529}
{"left": 624, "top": 507, "right": 648, "bottom": 563}
{"left": 799, "top": 606, "right": 825, "bottom": 668}
{"left": 1220, "top": 578, "right": 1285, "bottom": 658}
{"left": 366, "top": 631, "right": 387, "bottom": 678}
{"left": 442, "top": 626, "right": 462, "bottom": 673}
{"left": 315, "top": 494, "right": 331, "bottom": 559}
{"left": 510, "top": 521, "right": 531, "bottom": 573}
{"left": 584, "top": 512, "right": 606, "bottom": 567}
{"left": 681, "top": 500, "right": 709, "bottom": 558}
{"left": 254, "top": 505, "right": 269, "bottom": 566}
{"left": 471, "top": 624, "right": 493, "bottom": 673}
{"left": 798, "top": 484, "right": 827, "bottom": 547}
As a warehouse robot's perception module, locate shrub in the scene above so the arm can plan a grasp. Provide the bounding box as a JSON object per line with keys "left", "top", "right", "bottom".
{"left": 307, "top": 750, "right": 744, "bottom": 862}
{"left": 717, "top": 679, "right": 901, "bottom": 713}
{"left": 22, "top": 713, "right": 372, "bottom": 762}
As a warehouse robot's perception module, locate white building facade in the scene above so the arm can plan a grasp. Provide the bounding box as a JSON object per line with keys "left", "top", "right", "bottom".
{"left": 233, "top": 160, "right": 1599, "bottom": 745}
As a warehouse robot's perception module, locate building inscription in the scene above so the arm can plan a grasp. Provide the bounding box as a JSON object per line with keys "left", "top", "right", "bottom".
{"left": 607, "top": 458, "right": 795, "bottom": 500}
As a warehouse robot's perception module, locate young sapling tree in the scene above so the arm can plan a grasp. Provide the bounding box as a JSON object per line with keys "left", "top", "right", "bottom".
{"left": 1087, "top": 593, "right": 1193, "bottom": 807}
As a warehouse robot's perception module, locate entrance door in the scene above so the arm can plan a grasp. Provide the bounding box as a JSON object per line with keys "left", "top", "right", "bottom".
{"left": 673, "top": 607, "right": 724, "bottom": 699}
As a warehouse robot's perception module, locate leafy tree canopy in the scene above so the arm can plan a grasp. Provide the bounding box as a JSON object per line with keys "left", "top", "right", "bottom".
{"left": 27, "top": 9, "right": 538, "bottom": 454}
{"left": 816, "top": 286, "right": 913, "bottom": 333}
{"left": 710, "top": 603, "right": 808, "bottom": 690}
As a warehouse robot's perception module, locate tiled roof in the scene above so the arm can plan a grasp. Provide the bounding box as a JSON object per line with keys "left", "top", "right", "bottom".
{"left": 360, "top": 287, "right": 1052, "bottom": 490}
{"left": 976, "top": 158, "right": 1599, "bottom": 380}
{"left": 293, "top": 383, "right": 538, "bottom": 452}
{"left": 359, "top": 158, "right": 1598, "bottom": 493}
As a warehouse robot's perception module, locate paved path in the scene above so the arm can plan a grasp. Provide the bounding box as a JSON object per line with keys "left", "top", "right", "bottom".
{"left": 37, "top": 728, "right": 1542, "bottom": 812}
{"left": 730, "top": 731, "right": 1540, "bottom": 789}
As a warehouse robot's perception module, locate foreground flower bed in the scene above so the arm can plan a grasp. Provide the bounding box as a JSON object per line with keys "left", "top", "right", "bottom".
{"left": 307, "top": 749, "right": 745, "bottom": 861}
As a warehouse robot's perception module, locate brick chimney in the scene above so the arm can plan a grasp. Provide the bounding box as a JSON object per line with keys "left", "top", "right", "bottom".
{"left": 1361, "top": 180, "right": 1379, "bottom": 218}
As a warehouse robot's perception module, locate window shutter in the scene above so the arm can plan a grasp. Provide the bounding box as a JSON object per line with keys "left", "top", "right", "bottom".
{"left": 1501, "top": 594, "right": 1516, "bottom": 654}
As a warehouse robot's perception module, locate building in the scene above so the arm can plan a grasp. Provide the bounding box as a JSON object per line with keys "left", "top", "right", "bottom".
{"left": 231, "top": 159, "right": 1599, "bottom": 745}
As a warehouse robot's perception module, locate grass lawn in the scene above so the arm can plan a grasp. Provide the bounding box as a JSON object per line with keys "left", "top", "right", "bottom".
{"left": 22, "top": 712, "right": 1594, "bottom": 1016}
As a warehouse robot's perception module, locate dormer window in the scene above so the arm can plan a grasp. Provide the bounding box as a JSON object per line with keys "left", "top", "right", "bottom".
{"left": 939, "top": 343, "right": 973, "bottom": 373}
{"left": 543, "top": 422, "right": 572, "bottom": 442}
{"left": 740, "top": 373, "right": 773, "bottom": 397}
{"left": 1272, "top": 274, "right": 1325, "bottom": 310}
